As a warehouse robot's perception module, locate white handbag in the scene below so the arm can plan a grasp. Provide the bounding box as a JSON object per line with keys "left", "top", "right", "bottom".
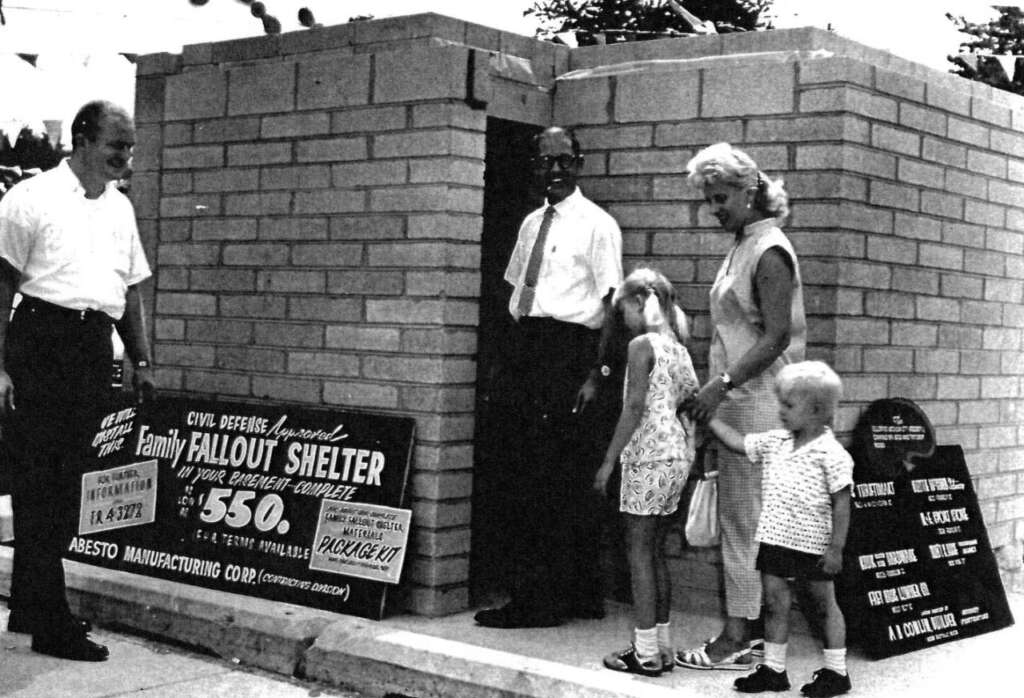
{"left": 684, "top": 470, "right": 720, "bottom": 547}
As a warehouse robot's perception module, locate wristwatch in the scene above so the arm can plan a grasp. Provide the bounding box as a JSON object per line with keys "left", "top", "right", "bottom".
{"left": 719, "top": 372, "right": 734, "bottom": 391}
{"left": 136, "top": 359, "right": 152, "bottom": 369}
{"left": 599, "top": 364, "right": 612, "bottom": 377}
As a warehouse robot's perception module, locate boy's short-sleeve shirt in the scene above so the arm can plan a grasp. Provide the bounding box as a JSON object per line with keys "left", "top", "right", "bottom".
{"left": 745, "top": 428, "right": 854, "bottom": 555}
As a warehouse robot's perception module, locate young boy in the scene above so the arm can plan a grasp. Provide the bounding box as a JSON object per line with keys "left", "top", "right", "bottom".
{"left": 706, "top": 361, "right": 853, "bottom": 697}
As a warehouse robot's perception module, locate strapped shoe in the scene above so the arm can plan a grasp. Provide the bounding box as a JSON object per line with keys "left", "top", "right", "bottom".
{"left": 734, "top": 664, "right": 791, "bottom": 693}
{"left": 603, "top": 645, "right": 664, "bottom": 677}
{"left": 675, "top": 638, "right": 752, "bottom": 670}
{"left": 801, "top": 668, "right": 852, "bottom": 697}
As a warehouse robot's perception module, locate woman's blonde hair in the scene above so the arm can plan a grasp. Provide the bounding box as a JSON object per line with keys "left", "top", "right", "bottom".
{"left": 613, "top": 267, "right": 688, "bottom": 343}
{"left": 685, "top": 142, "right": 790, "bottom": 220}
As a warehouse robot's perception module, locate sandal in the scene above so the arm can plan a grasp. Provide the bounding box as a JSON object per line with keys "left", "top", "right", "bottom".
{"left": 603, "top": 645, "right": 664, "bottom": 677}
{"left": 675, "top": 637, "right": 753, "bottom": 671}
{"left": 660, "top": 647, "right": 675, "bottom": 673}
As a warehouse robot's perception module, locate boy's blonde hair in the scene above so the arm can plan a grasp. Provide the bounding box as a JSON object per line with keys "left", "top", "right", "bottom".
{"left": 775, "top": 361, "right": 843, "bottom": 419}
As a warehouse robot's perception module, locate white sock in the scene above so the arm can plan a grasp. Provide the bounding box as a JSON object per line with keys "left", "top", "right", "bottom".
{"left": 764, "top": 641, "right": 787, "bottom": 673}
{"left": 634, "top": 627, "right": 659, "bottom": 661}
{"left": 823, "top": 647, "right": 847, "bottom": 675}
{"left": 656, "top": 622, "right": 672, "bottom": 653}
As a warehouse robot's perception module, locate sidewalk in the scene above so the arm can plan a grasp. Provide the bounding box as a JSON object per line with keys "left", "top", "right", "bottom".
{"left": 1, "top": 547, "right": 1019, "bottom": 697}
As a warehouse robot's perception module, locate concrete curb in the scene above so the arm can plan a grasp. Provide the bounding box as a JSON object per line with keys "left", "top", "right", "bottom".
{"left": 0, "top": 547, "right": 687, "bottom": 698}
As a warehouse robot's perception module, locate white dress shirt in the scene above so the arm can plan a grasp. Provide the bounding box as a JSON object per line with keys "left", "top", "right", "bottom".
{"left": 504, "top": 188, "right": 623, "bottom": 329}
{"left": 0, "top": 159, "right": 151, "bottom": 320}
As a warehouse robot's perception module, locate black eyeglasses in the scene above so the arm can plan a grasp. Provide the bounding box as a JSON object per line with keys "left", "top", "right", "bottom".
{"left": 532, "top": 154, "right": 578, "bottom": 170}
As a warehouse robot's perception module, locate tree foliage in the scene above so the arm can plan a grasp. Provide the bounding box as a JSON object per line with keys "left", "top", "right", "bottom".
{"left": 947, "top": 5, "right": 1024, "bottom": 96}
{"left": 525, "top": 0, "right": 774, "bottom": 45}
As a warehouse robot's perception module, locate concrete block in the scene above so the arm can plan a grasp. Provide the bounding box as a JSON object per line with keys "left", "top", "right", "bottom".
{"left": 136, "top": 52, "right": 181, "bottom": 77}
{"left": 926, "top": 83, "right": 972, "bottom": 116}
{"left": 987, "top": 228, "right": 1024, "bottom": 255}
{"left": 702, "top": 63, "right": 795, "bottom": 117}
{"left": 165, "top": 68, "right": 227, "bottom": 121}
{"left": 227, "top": 142, "right": 293, "bottom": 167}
{"left": 225, "top": 192, "right": 293, "bottom": 217}
{"left": 296, "top": 134, "right": 368, "bottom": 160}
{"left": 181, "top": 41, "right": 214, "bottom": 67}
{"left": 964, "top": 200, "right": 1005, "bottom": 227}
{"left": 872, "top": 124, "right": 920, "bottom": 156}
{"left": 159, "top": 170, "right": 192, "bottom": 195}
{"left": 184, "top": 369, "right": 251, "bottom": 396}
{"left": 288, "top": 352, "right": 361, "bottom": 378}
{"left": 261, "top": 165, "right": 331, "bottom": 191}
{"left": 227, "top": 61, "right": 295, "bottom": 116}
{"left": 194, "top": 116, "right": 262, "bottom": 143}
{"left": 192, "top": 218, "right": 258, "bottom": 242}
{"left": 947, "top": 116, "right": 990, "bottom": 147}
{"left": 326, "top": 326, "right": 402, "bottom": 352}
{"left": 162, "top": 145, "right": 224, "bottom": 170}
{"left": 156, "top": 292, "right": 217, "bottom": 316}
{"left": 797, "top": 55, "right": 873, "bottom": 87}
{"left": 941, "top": 273, "right": 984, "bottom": 299}
{"left": 134, "top": 76, "right": 166, "bottom": 125}
{"left": 190, "top": 269, "right": 256, "bottom": 292}
{"left": 553, "top": 75, "right": 612, "bottom": 125}
{"left": 323, "top": 381, "right": 400, "bottom": 410}
{"left": 254, "top": 322, "right": 325, "bottom": 348}
{"left": 332, "top": 160, "right": 408, "bottom": 187}
{"left": 412, "top": 103, "right": 487, "bottom": 131}
{"left": 329, "top": 268, "right": 405, "bottom": 294}
{"left": 217, "top": 346, "right": 287, "bottom": 373}
{"left": 186, "top": 318, "right": 254, "bottom": 345}
{"left": 920, "top": 191, "right": 964, "bottom": 220}
{"left": 256, "top": 270, "right": 326, "bottom": 295}
{"left": 261, "top": 112, "right": 330, "bottom": 139}
{"left": 294, "top": 190, "right": 367, "bottom": 215}
{"left": 608, "top": 149, "right": 691, "bottom": 175}
{"left": 899, "top": 103, "right": 947, "bottom": 137}
{"left": 374, "top": 45, "right": 469, "bottom": 104}
{"left": 944, "top": 169, "right": 987, "bottom": 201}
{"left": 159, "top": 194, "right": 223, "bottom": 219}
{"left": 220, "top": 295, "right": 288, "bottom": 319}
{"left": 287, "top": 297, "right": 362, "bottom": 322}
{"left": 281, "top": 23, "right": 356, "bottom": 55}
{"left": 297, "top": 52, "right": 372, "bottom": 110}
{"left": 367, "top": 299, "right": 445, "bottom": 324}
{"left": 193, "top": 168, "right": 259, "bottom": 193}
{"left": 875, "top": 68, "right": 926, "bottom": 102}
{"left": 163, "top": 123, "right": 192, "bottom": 146}
{"left": 329, "top": 215, "right": 405, "bottom": 241}
{"left": 913, "top": 347, "right": 958, "bottom": 374}
{"left": 210, "top": 34, "right": 281, "bottom": 63}
{"left": 223, "top": 242, "right": 289, "bottom": 264}
{"left": 292, "top": 242, "right": 364, "bottom": 266}
{"left": 332, "top": 106, "right": 408, "bottom": 133}
{"left": 922, "top": 136, "right": 965, "bottom": 168}
{"left": 614, "top": 70, "right": 699, "bottom": 123}
{"left": 972, "top": 97, "right": 1013, "bottom": 128}
{"left": 251, "top": 375, "right": 322, "bottom": 403}
{"left": 869, "top": 181, "right": 919, "bottom": 212}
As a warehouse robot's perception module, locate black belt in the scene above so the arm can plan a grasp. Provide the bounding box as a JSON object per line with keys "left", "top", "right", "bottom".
{"left": 17, "top": 295, "right": 113, "bottom": 325}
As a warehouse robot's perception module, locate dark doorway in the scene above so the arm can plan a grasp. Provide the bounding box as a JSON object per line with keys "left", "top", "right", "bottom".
{"left": 470, "top": 117, "right": 543, "bottom": 604}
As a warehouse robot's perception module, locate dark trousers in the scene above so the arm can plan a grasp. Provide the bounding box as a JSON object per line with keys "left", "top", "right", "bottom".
{"left": 4, "top": 297, "right": 113, "bottom": 625}
{"left": 492, "top": 317, "right": 618, "bottom": 616}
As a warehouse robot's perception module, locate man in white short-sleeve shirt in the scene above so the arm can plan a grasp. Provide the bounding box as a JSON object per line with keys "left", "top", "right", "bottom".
{"left": 475, "top": 126, "right": 623, "bottom": 629}
{"left": 0, "top": 100, "right": 156, "bottom": 662}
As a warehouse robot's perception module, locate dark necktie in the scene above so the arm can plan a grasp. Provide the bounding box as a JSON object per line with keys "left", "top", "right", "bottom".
{"left": 516, "top": 206, "right": 556, "bottom": 317}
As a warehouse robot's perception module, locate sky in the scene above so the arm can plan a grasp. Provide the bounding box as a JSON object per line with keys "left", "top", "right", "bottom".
{"left": 0, "top": 0, "right": 1012, "bottom": 138}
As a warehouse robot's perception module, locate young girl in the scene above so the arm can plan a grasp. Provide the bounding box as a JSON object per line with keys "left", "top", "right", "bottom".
{"left": 706, "top": 361, "right": 853, "bottom": 696}
{"left": 594, "top": 267, "right": 699, "bottom": 677}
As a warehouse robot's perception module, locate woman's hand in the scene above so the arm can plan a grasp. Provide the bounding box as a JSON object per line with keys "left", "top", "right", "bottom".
{"left": 686, "top": 376, "right": 728, "bottom": 424}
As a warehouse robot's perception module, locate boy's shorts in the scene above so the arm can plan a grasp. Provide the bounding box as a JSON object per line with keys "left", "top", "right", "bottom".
{"left": 619, "top": 458, "right": 688, "bottom": 516}
{"left": 755, "top": 543, "right": 834, "bottom": 581}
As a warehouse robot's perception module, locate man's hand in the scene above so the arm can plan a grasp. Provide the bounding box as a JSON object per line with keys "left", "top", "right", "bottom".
{"left": 131, "top": 365, "right": 157, "bottom": 406}
{"left": 0, "top": 370, "right": 14, "bottom": 416}
{"left": 573, "top": 376, "right": 599, "bottom": 414}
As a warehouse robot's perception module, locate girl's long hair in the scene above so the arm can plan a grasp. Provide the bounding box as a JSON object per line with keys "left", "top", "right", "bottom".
{"left": 613, "top": 267, "right": 687, "bottom": 343}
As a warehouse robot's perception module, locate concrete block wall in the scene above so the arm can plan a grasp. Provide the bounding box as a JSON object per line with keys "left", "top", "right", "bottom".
{"left": 133, "top": 17, "right": 1023, "bottom": 615}
{"left": 132, "top": 14, "right": 575, "bottom": 616}
{"left": 555, "top": 27, "right": 1024, "bottom": 597}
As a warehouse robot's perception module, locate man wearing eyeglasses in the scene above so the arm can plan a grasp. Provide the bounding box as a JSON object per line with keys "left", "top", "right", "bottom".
{"left": 475, "top": 126, "right": 623, "bottom": 628}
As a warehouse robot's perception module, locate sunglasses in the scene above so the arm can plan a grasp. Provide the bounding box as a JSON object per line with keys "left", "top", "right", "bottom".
{"left": 531, "top": 154, "right": 578, "bottom": 170}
